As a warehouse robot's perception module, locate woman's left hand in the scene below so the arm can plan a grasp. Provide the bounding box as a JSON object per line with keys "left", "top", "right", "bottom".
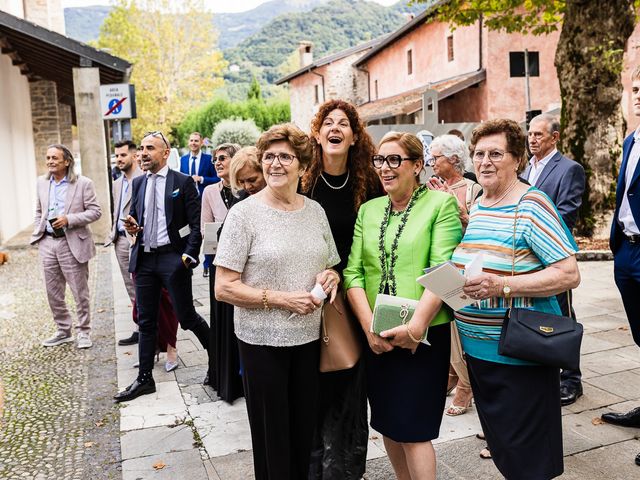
{"left": 380, "top": 322, "right": 424, "bottom": 354}
{"left": 316, "top": 269, "right": 341, "bottom": 303}
{"left": 463, "top": 273, "right": 503, "bottom": 301}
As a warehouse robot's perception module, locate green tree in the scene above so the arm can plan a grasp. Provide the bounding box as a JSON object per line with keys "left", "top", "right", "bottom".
{"left": 247, "top": 76, "right": 263, "bottom": 101}
{"left": 96, "top": 0, "right": 227, "bottom": 141}
{"left": 428, "top": 0, "right": 636, "bottom": 236}
{"left": 211, "top": 118, "right": 262, "bottom": 147}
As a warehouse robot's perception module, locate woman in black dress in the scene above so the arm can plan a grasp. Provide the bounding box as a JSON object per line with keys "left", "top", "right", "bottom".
{"left": 202, "top": 143, "right": 244, "bottom": 402}
{"left": 301, "top": 99, "right": 380, "bottom": 479}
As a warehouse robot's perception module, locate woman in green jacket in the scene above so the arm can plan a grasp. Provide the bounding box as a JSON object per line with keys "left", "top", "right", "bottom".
{"left": 344, "top": 131, "right": 462, "bottom": 480}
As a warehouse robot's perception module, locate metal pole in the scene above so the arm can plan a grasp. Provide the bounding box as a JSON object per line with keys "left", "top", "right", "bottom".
{"left": 524, "top": 49, "right": 532, "bottom": 112}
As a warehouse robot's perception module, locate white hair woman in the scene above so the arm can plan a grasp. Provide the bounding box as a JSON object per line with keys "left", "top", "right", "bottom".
{"left": 427, "top": 134, "right": 481, "bottom": 229}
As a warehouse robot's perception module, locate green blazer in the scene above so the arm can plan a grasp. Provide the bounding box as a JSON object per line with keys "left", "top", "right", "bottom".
{"left": 343, "top": 188, "right": 462, "bottom": 327}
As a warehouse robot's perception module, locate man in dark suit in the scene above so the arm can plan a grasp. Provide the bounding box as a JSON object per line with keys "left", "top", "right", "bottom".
{"left": 179, "top": 131, "right": 219, "bottom": 195}
{"left": 523, "top": 113, "right": 586, "bottom": 406}
{"left": 600, "top": 68, "right": 640, "bottom": 467}
{"left": 114, "top": 131, "right": 210, "bottom": 402}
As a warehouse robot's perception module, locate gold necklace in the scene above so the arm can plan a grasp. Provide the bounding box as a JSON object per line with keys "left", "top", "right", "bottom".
{"left": 481, "top": 179, "right": 519, "bottom": 208}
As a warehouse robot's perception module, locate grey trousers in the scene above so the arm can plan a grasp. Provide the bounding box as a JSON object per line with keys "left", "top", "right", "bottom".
{"left": 38, "top": 235, "right": 91, "bottom": 334}
{"left": 114, "top": 235, "right": 135, "bottom": 303}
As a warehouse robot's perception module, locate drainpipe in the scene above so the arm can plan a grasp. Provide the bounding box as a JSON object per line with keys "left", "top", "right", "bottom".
{"left": 311, "top": 70, "right": 325, "bottom": 103}
{"left": 478, "top": 13, "right": 483, "bottom": 71}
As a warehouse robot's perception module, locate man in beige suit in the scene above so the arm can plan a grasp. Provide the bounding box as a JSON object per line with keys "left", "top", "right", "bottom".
{"left": 31, "top": 144, "right": 102, "bottom": 349}
{"left": 104, "top": 140, "right": 143, "bottom": 346}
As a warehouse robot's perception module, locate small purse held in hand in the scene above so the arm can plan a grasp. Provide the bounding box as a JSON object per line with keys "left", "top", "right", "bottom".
{"left": 497, "top": 200, "right": 583, "bottom": 370}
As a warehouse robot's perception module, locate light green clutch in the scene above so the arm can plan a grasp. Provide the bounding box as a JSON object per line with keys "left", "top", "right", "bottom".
{"left": 372, "top": 303, "right": 416, "bottom": 334}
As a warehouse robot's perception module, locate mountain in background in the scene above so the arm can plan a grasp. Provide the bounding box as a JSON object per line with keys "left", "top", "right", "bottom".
{"left": 223, "top": 0, "right": 426, "bottom": 98}
{"left": 64, "top": 5, "right": 111, "bottom": 44}
{"left": 214, "top": 0, "right": 329, "bottom": 50}
{"left": 63, "top": 0, "right": 329, "bottom": 47}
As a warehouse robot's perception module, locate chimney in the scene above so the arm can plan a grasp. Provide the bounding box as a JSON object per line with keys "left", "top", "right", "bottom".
{"left": 298, "top": 41, "right": 314, "bottom": 68}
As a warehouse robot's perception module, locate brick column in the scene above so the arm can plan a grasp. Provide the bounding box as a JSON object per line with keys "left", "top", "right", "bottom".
{"left": 29, "top": 80, "right": 61, "bottom": 176}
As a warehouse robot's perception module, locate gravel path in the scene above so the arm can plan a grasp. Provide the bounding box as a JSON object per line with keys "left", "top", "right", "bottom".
{"left": 0, "top": 247, "right": 120, "bottom": 480}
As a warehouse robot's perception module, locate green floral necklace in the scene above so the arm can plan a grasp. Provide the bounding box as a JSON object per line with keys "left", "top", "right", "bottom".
{"left": 378, "top": 185, "right": 427, "bottom": 295}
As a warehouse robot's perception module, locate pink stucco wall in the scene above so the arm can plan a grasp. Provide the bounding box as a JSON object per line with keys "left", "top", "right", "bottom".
{"left": 484, "top": 28, "right": 561, "bottom": 121}
{"left": 622, "top": 22, "right": 640, "bottom": 134}
{"left": 366, "top": 20, "right": 481, "bottom": 101}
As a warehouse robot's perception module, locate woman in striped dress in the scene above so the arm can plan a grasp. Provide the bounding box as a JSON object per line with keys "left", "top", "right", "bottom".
{"left": 451, "top": 119, "right": 580, "bottom": 479}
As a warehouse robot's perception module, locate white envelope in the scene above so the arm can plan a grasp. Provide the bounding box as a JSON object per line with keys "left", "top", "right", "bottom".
{"left": 416, "top": 262, "right": 475, "bottom": 311}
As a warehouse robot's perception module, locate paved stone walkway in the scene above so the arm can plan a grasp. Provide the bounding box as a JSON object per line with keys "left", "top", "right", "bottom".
{"left": 0, "top": 247, "right": 120, "bottom": 480}
{"left": 112, "top": 256, "right": 640, "bottom": 479}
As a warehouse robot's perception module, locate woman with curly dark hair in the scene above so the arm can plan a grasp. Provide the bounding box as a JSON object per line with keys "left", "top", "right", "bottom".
{"left": 302, "top": 99, "right": 381, "bottom": 480}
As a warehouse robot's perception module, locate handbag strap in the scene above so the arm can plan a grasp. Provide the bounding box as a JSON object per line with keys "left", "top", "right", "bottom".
{"left": 508, "top": 193, "right": 572, "bottom": 313}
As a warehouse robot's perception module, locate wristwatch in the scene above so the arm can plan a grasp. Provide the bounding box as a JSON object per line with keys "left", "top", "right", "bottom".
{"left": 502, "top": 278, "right": 511, "bottom": 299}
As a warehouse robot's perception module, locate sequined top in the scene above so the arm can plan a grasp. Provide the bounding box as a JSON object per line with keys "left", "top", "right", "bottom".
{"left": 214, "top": 195, "right": 340, "bottom": 347}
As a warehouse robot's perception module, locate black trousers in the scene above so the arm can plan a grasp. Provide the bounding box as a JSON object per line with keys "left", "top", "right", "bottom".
{"left": 135, "top": 250, "right": 209, "bottom": 376}
{"left": 557, "top": 290, "right": 582, "bottom": 388}
{"left": 238, "top": 339, "right": 320, "bottom": 480}
{"left": 614, "top": 238, "right": 640, "bottom": 347}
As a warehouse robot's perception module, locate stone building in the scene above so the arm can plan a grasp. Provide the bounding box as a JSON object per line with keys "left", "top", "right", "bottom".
{"left": 278, "top": 5, "right": 640, "bottom": 134}
{"left": 275, "top": 38, "right": 384, "bottom": 131}
{"left": 0, "top": 0, "right": 130, "bottom": 244}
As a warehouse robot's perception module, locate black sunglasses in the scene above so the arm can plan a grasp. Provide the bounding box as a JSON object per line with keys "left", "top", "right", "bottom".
{"left": 143, "top": 131, "right": 170, "bottom": 148}
{"left": 371, "top": 154, "right": 418, "bottom": 169}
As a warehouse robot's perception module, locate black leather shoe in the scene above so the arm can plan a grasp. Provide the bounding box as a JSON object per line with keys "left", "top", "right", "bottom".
{"left": 635, "top": 452, "right": 640, "bottom": 466}
{"left": 560, "top": 384, "right": 583, "bottom": 406}
{"left": 118, "top": 331, "right": 139, "bottom": 346}
{"left": 113, "top": 378, "right": 156, "bottom": 403}
{"left": 601, "top": 406, "right": 640, "bottom": 427}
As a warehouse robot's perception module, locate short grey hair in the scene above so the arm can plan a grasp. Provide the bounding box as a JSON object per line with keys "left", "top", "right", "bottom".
{"left": 530, "top": 113, "right": 560, "bottom": 134}
{"left": 429, "top": 134, "right": 469, "bottom": 174}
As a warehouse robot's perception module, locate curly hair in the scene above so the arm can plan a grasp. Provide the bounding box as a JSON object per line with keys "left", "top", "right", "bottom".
{"left": 469, "top": 119, "right": 527, "bottom": 173}
{"left": 301, "top": 99, "right": 379, "bottom": 211}
{"left": 256, "top": 123, "right": 313, "bottom": 169}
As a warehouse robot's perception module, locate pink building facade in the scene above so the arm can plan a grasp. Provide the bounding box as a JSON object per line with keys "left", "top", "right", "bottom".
{"left": 278, "top": 7, "right": 640, "bottom": 134}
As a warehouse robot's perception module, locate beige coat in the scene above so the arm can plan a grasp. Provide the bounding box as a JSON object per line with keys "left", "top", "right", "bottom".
{"left": 30, "top": 175, "right": 102, "bottom": 264}
{"left": 104, "top": 168, "right": 143, "bottom": 246}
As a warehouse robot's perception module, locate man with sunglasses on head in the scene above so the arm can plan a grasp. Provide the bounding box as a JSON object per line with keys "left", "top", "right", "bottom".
{"left": 180, "top": 131, "right": 219, "bottom": 196}
{"left": 114, "top": 131, "right": 211, "bottom": 402}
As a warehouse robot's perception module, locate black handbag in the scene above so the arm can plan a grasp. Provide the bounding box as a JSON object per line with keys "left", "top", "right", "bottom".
{"left": 497, "top": 200, "right": 583, "bottom": 370}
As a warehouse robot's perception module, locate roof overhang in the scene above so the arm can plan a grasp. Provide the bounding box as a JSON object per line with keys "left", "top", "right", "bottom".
{"left": 0, "top": 10, "right": 131, "bottom": 107}
{"left": 357, "top": 69, "right": 486, "bottom": 122}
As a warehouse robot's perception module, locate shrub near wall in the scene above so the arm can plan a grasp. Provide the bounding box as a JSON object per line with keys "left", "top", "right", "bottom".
{"left": 176, "top": 98, "right": 290, "bottom": 146}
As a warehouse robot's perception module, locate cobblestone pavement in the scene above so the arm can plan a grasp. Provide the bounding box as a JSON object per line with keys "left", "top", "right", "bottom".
{"left": 0, "top": 247, "right": 120, "bottom": 480}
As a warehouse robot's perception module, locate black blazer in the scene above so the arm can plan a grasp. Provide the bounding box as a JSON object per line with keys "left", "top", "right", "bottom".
{"left": 128, "top": 168, "right": 202, "bottom": 272}
{"left": 611, "top": 133, "right": 640, "bottom": 253}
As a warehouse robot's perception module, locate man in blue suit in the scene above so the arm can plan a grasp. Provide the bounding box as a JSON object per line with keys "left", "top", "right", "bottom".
{"left": 180, "top": 131, "right": 219, "bottom": 195}
{"left": 601, "top": 69, "right": 640, "bottom": 467}
{"left": 523, "top": 113, "right": 586, "bottom": 406}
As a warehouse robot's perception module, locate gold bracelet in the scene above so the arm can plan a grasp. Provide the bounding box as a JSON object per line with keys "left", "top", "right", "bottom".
{"left": 406, "top": 323, "right": 424, "bottom": 344}
{"left": 262, "top": 289, "right": 269, "bottom": 310}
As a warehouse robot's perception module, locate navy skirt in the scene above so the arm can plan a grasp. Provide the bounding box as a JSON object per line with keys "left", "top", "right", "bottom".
{"left": 365, "top": 322, "right": 450, "bottom": 442}
{"left": 467, "top": 355, "right": 563, "bottom": 480}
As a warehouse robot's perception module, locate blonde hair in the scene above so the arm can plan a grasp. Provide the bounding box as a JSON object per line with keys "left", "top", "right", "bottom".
{"left": 229, "top": 146, "right": 262, "bottom": 194}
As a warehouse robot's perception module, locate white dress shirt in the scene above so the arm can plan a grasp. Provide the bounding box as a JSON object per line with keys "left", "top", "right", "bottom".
{"left": 189, "top": 151, "right": 202, "bottom": 181}
{"left": 143, "top": 165, "right": 170, "bottom": 246}
{"left": 527, "top": 149, "right": 557, "bottom": 187}
{"left": 619, "top": 130, "right": 640, "bottom": 235}
{"left": 46, "top": 176, "right": 68, "bottom": 233}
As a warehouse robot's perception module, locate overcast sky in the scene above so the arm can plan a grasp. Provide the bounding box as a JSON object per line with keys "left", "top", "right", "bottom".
{"left": 61, "top": 0, "right": 400, "bottom": 13}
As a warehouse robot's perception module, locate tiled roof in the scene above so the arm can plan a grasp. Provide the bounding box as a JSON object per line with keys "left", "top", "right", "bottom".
{"left": 357, "top": 69, "right": 486, "bottom": 121}
{"left": 275, "top": 36, "right": 386, "bottom": 85}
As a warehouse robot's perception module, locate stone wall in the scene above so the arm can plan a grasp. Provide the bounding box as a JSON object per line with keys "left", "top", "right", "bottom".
{"left": 29, "top": 80, "right": 61, "bottom": 176}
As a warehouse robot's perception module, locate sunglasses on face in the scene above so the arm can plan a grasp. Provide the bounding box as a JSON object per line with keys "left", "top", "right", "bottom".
{"left": 371, "top": 154, "right": 417, "bottom": 169}
{"left": 214, "top": 154, "right": 229, "bottom": 163}
{"left": 143, "top": 131, "right": 170, "bottom": 148}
